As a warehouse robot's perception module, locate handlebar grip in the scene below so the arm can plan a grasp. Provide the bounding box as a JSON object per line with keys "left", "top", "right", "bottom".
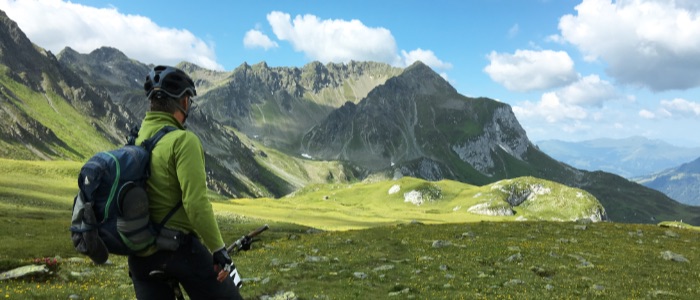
{"left": 247, "top": 224, "right": 269, "bottom": 238}
{"left": 226, "top": 224, "right": 269, "bottom": 253}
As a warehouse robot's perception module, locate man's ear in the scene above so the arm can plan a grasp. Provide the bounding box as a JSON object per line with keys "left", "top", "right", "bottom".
{"left": 181, "top": 95, "right": 189, "bottom": 110}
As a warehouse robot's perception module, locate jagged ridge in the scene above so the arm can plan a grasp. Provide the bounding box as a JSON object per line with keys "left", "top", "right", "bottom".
{"left": 1, "top": 9, "right": 699, "bottom": 224}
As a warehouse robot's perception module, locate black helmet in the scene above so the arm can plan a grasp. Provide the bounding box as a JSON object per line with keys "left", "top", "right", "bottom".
{"left": 144, "top": 65, "right": 197, "bottom": 99}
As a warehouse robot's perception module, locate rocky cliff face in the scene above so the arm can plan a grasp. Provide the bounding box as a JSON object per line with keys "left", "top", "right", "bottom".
{"left": 2, "top": 9, "right": 699, "bottom": 224}
{"left": 195, "top": 61, "right": 403, "bottom": 150}
{"left": 452, "top": 106, "right": 530, "bottom": 176}
{"left": 294, "top": 61, "right": 700, "bottom": 224}
{"left": 0, "top": 10, "right": 130, "bottom": 157}
{"left": 0, "top": 9, "right": 43, "bottom": 88}
{"left": 0, "top": 11, "right": 289, "bottom": 198}
{"left": 58, "top": 46, "right": 151, "bottom": 118}
{"left": 300, "top": 62, "right": 532, "bottom": 179}
{"left": 57, "top": 51, "right": 294, "bottom": 198}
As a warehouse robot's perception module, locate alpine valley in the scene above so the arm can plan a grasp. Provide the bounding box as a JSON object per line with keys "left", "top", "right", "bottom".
{"left": 1, "top": 9, "right": 699, "bottom": 226}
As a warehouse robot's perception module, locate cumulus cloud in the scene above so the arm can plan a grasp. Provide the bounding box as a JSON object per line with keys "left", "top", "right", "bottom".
{"left": 484, "top": 49, "right": 578, "bottom": 92}
{"left": 266, "top": 11, "right": 399, "bottom": 65}
{"left": 555, "top": 75, "right": 619, "bottom": 107}
{"left": 243, "top": 29, "right": 278, "bottom": 50}
{"left": 512, "top": 92, "right": 588, "bottom": 123}
{"left": 399, "top": 49, "right": 453, "bottom": 70}
{"left": 638, "top": 109, "right": 656, "bottom": 119}
{"left": 512, "top": 75, "right": 619, "bottom": 124}
{"left": 0, "top": 0, "right": 222, "bottom": 70}
{"left": 636, "top": 98, "right": 700, "bottom": 120}
{"left": 263, "top": 11, "right": 452, "bottom": 72}
{"left": 556, "top": 0, "right": 700, "bottom": 91}
{"left": 660, "top": 98, "right": 700, "bottom": 117}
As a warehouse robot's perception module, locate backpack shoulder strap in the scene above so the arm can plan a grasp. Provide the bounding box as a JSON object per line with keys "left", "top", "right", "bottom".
{"left": 141, "top": 126, "right": 178, "bottom": 153}
{"left": 140, "top": 125, "right": 181, "bottom": 231}
{"left": 154, "top": 201, "right": 183, "bottom": 233}
{"left": 126, "top": 126, "right": 140, "bottom": 146}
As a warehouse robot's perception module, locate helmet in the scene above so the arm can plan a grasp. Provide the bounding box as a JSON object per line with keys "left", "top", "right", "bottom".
{"left": 144, "top": 65, "right": 197, "bottom": 99}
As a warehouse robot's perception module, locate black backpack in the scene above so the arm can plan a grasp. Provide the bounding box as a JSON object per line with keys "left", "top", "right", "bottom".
{"left": 70, "top": 126, "right": 181, "bottom": 264}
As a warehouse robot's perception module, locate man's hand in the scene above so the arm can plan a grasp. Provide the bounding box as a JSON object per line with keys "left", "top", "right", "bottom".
{"left": 212, "top": 247, "right": 233, "bottom": 283}
{"left": 239, "top": 236, "right": 252, "bottom": 251}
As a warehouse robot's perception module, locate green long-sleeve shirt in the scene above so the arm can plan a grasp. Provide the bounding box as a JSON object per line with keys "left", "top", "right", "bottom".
{"left": 135, "top": 112, "right": 224, "bottom": 253}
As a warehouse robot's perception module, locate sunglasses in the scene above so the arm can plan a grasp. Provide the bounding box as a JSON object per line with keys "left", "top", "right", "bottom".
{"left": 187, "top": 97, "right": 198, "bottom": 112}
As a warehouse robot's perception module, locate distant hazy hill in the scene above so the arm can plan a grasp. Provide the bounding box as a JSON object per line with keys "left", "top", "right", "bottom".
{"left": 633, "top": 157, "right": 700, "bottom": 206}
{"left": 536, "top": 137, "right": 700, "bottom": 178}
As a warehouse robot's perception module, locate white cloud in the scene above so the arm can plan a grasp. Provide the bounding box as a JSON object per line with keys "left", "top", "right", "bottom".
{"left": 512, "top": 92, "right": 588, "bottom": 123}
{"left": 266, "top": 11, "right": 399, "bottom": 65}
{"left": 243, "top": 29, "right": 278, "bottom": 50}
{"left": 399, "top": 49, "right": 453, "bottom": 70}
{"left": 484, "top": 49, "right": 578, "bottom": 92}
{"left": 512, "top": 75, "right": 618, "bottom": 125}
{"left": 0, "top": 0, "right": 223, "bottom": 70}
{"left": 557, "top": 0, "right": 700, "bottom": 91}
{"left": 555, "top": 75, "right": 618, "bottom": 107}
{"left": 638, "top": 109, "right": 655, "bottom": 119}
{"left": 660, "top": 98, "right": 700, "bottom": 117}
{"left": 635, "top": 98, "right": 699, "bottom": 120}
{"left": 264, "top": 11, "right": 452, "bottom": 72}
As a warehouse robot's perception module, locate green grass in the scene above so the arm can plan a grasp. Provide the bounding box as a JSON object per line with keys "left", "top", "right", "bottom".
{"left": 1, "top": 159, "right": 699, "bottom": 299}
{"left": 235, "top": 128, "right": 358, "bottom": 188}
{"left": 659, "top": 221, "right": 700, "bottom": 232}
{"left": 220, "top": 176, "right": 604, "bottom": 231}
{"left": 0, "top": 71, "right": 116, "bottom": 160}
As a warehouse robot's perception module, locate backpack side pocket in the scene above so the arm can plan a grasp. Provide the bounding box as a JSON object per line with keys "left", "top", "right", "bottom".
{"left": 69, "top": 193, "right": 109, "bottom": 264}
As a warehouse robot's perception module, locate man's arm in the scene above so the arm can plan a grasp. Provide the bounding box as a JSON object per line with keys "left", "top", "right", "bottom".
{"left": 174, "top": 131, "right": 225, "bottom": 251}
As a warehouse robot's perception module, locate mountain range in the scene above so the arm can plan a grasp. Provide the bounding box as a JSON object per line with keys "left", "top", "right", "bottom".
{"left": 536, "top": 137, "right": 700, "bottom": 178}
{"left": 633, "top": 157, "right": 700, "bottom": 206}
{"left": 1, "top": 9, "right": 698, "bottom": 225}
{"left": 537, "top": 137, "right": 700, "bottom": 206}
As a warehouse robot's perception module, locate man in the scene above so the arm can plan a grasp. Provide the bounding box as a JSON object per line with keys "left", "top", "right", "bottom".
{"left": 128, "top": 65, "right": 243, "bottom": 299}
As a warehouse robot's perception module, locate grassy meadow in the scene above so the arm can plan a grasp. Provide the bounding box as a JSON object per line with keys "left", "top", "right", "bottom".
{"left": 1, "top": 158, "right": 699, "bottom": 299}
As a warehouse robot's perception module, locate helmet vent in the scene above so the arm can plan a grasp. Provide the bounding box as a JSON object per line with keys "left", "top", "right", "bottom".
{"left": 143, "top": 65, "right": 197, "bottom": 99}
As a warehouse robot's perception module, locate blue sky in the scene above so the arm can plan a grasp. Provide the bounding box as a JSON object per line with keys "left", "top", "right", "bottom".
{"left": 1, "top": 0, "right": 700, "bottom": 147}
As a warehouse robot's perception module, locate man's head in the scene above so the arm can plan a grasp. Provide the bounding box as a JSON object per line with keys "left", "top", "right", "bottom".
{"left": 144, "top": 65, "right": 197, "bottom": 124}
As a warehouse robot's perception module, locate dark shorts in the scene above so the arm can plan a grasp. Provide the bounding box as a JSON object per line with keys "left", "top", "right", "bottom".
{"left": 128, "top": 235, "right": 243, "bottom": 300}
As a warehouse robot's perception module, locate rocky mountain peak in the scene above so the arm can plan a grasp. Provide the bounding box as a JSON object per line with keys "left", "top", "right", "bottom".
{"left": 57, "top": 46, "right": 132, "bottom": 70}
{"left": 385, "top": 60, "right": 457, "bottom": 95}
{"left": 177, "top": 61, "right": 206, "bottom": 73}
{"left": 89, "top": 46, "right": 129, "bottom": 62}
{"left": 2, "top": 7, "right": 697, "bottom": 224}
{"left": 55, "top": 47, "right": 80, "bottom": 63}
{"left": 0, "top": 9, "right": 50, "bottom": 88}
{"left": 253, "top": 61, "right": 270, "bottom": 70}
{"left": 0, "top": 9, "right": 33, "bottom": 53}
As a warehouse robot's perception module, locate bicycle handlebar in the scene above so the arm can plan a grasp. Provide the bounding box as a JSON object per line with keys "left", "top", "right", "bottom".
{"left": 226, "top": 224, "right": 269, "bottom": 253}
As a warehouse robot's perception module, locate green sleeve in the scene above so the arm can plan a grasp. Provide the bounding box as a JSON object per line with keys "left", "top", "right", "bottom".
{"left": 173, "top": 131, "right": 225, "bottom": 251}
